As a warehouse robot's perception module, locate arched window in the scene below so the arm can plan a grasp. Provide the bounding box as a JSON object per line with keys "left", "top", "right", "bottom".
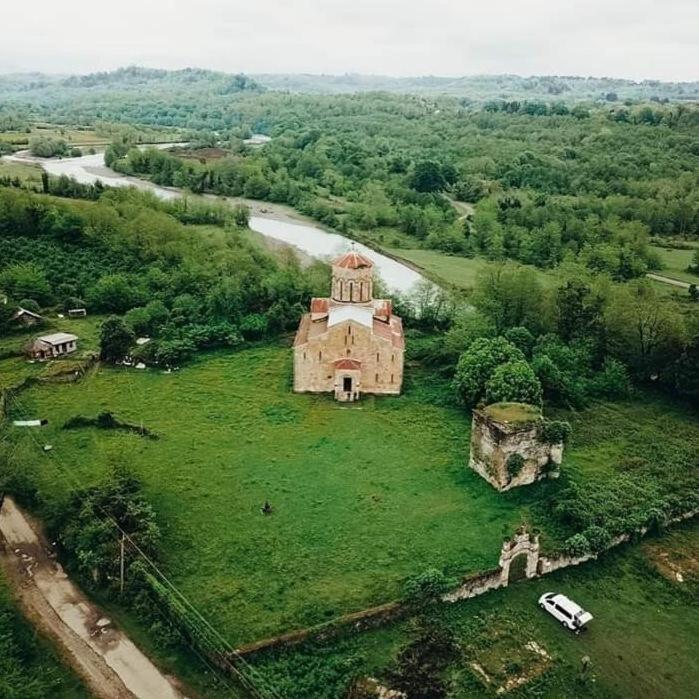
{"left": 318, "top": 350, "right": 322, "bottom": 360}
{"left": 390, "top": 374, "right": 394, "bottom": 383}
{"left": 303, "top": 351, "right": 306, "bottom": 360}
{"left": 346, "top": 348, "right": 351, "bottom": 355}
{"left": 376, "top": 352, "right": 380, "bottom": 362}
{"left": 375, "top": 373, "right": 379, "bottom": 382}
{"left": 349, "top": 281, "right": 354, "bottom": 301}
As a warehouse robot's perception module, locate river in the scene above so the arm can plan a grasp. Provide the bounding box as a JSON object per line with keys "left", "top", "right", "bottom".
{"left": 3, "top": 149, "right": 424, "bottom": 294}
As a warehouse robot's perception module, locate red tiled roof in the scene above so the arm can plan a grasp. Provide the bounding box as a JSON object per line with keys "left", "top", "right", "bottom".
{"left": 332, "top": 251, "right": 374, "bottom": 269}
{"left": 310, "top": 297, "right": 329, "bottom": 314}
{"left": 372, "top": 316, "right": 405, "bottom": 349}
{"left": 373, "top": 299, "right": 392, "bottom": 320}
{"left": 333, "top": 358, "right": 362, "bottom": 370}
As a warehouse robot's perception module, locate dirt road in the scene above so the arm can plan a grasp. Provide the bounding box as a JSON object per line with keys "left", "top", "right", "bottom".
{"left": 646, "top": 273, "right": 692, "bottom": 289}
{"left": 0, "top": 496, "right": 185, "bottom": 699}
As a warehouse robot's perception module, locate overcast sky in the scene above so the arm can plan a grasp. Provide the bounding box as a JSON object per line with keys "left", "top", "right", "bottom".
{"left": 1, "top": 0, "right": 697, "bottom": 81}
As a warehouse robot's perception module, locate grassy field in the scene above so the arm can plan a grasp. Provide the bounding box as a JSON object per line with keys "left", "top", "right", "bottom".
{"left": 4, "top": 342, "right": 698, "bottom": 649}
{"left": 5, "top": 343, "right": 539, "bottom": 645}
{"left": 0, "top": 570, "right": 89, "bottom": 698}
{"left": 254, "top": 521, "right": 699, "bottom": 698}
{"left": 652, "top": 243, "right": 699, "bottom": 285}
{"left": 387, "top": 248, "right": 556, "bottom": 291}
{"left": 0, "top": 159, "right": 44, "bottom": 187}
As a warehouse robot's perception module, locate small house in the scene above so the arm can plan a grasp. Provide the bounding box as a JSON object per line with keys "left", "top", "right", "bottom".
{"left": 13, "top": 308, "right": 43, "bottom": 327}
{"left": 68, "top": 308, "right": 87, "bottom": 318}
{"left": 29, "top": 332, "right": 78, "bottom": 360}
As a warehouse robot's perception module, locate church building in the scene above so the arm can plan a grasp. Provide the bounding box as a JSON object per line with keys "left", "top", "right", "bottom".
{"left": 293, "top": 250, "right": 405, "bottom": 401}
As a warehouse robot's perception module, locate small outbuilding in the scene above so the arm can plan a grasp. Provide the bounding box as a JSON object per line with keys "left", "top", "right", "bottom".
{"left": 29, "top": 332, "right": 79, "bottom": 360}
{"left": 13, "top": 307, "right": 43, "bottom": 327}
{"left": 67, "top": 308, "right": 87, "bottom": 318}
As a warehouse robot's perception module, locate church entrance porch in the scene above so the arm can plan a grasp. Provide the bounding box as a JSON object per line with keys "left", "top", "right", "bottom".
{"left": 333, "top": 359, "right": 362, "bottom": 402}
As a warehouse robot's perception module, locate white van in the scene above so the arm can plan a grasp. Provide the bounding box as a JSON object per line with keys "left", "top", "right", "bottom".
{"left": 538, "top": 592, "right": 593, "bottom": 633}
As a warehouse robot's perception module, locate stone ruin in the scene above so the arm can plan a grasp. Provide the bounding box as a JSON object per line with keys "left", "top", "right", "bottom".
{"left": 469, "top": 402, "right": 563, "bottom": 491}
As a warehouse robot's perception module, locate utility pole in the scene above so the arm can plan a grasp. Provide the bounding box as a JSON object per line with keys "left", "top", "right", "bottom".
{"left": 120, "top": 533, "right": 125, "bottom": 594}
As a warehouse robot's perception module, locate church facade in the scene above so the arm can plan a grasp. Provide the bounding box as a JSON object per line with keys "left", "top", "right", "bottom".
{"left": 293, "top": 250, "right": 405, "bottom": 402}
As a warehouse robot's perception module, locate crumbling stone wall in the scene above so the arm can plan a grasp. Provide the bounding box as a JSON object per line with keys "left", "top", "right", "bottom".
{"left": 469, "top": 403, "right": 563, "bottom": 491}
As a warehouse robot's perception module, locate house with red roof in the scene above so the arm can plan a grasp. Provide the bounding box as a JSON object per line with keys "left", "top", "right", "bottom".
{"left": 293, "top": 249, "right": 404, "bottom": 402}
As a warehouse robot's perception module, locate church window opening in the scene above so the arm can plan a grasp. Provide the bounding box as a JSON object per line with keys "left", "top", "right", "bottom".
{"left": 390, "top": 373, "right": 394, "bottom": 383}
{"left": 343, "top": 377, "right": 352, "bottom": 392}
{"left": 318, "top": 350, "right": 322, "bottom": 360}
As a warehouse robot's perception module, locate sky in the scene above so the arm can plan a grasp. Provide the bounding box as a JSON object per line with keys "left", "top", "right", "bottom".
{"left": 1, "top": 0, "right": 697, "bottom": 81}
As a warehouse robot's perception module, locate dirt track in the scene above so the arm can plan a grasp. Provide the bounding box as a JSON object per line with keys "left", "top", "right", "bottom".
{"left": 0, "top": 496, "right": 185, "bottom": 699}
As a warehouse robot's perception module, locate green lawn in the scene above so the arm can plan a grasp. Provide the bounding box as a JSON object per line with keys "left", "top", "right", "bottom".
{"left": 3, "top": 345, "right": 697, "bottom": 650}
{"left": 0, "top": 160, "right": 44, "bottom": 186}
{"left": 652, "top": 244, "right": 699, "bottom": 285}
{"left": 6, "top": 344, "right": 538, "bottom": 645}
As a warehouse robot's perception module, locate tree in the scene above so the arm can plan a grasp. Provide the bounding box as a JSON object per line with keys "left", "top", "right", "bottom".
{"left": 485, "top": 360, "right": 543, "bottom": 405}
{"left": 605, "top": 282, "right": 686, "bottom": 378}
{"left": 453, "top": 337, "right": 524, "bottom": 406}
{"left": 689, "top": 248, "right": 699, "bottom": 274}
{"left": 472, "top": 263, "right": 549, "bottom": 334}
{"left": 409, "top": 161, "right": 446, "bottom": 193}
{"left": 99, "top": 316, "right": 135, "bottom": 362}
{"left": 0, "top": 263, "right": 51, "bottom": 304}
{"left": 88, "top": 274, "right": 145, "bottom": 313}
{"left": 671, "top": 335, "right": 699, "bottom": 405}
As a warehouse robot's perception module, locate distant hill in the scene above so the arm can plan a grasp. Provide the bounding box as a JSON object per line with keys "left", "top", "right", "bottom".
{"left": 1, "top": 67, "right": 697, "bottom": 103}
{"left": 252, "top": 72, "right": 699, "bottom": 101}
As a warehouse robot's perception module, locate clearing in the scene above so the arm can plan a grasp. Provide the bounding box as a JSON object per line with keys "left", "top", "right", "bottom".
{"left": 5, "top": 342, "right": 698, "bottom": 648}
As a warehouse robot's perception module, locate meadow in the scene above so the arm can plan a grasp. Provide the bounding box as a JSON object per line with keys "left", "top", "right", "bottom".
{"left": 5, "top": 340, "right": 698, "bottom": 649}
{"left": 651, "top": 243, "right": 699, "bottom": 285}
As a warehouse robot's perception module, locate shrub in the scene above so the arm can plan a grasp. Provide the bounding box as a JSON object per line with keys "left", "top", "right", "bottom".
{"left": 403, "top": 568, "right": 453, "bottom": 606}
{"left": 540, "top": 419, "right": 572, "bottom": 444}
{"left": 564, "top": 533, "right": 590, "bottom": 557}
{"left": 504, "top": 326, "right": 535, "bottom": 357}
{"left": 17, "top": 298, "right": 40, "bottom": 313}
{"left": 506, "top": 453, "right": 525, "bottom": 480}
{"left": 582, "top": 525, "right": 612, "bottom": 552}
{"left": 99, "top": 316, "right": 135, "bottom": 362}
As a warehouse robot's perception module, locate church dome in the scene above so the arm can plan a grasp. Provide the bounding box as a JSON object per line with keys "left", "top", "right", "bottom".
{"left": 332, "top": 251, "right": 374, "bottom": 269}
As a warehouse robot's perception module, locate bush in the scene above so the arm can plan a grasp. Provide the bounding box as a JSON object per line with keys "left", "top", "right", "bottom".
{"left": 504, "top": 326, "right": 535, "bottom": 357}
{"left": 403, "top": 568, "right": 453, "bottom": 606}
{"left": 506, "top": 453, "right": 525, "bottom": 480}
{"left": 582, "top": 525, "right": 612, "bottom": 552}
{"left": 17, "top": 298, "right": 40, "bottom": 313}
{"left": 564, "top": 533, "right": 590, "bottom": 557}
{"left": 99, "top": 316, "right": 135, "bottom": 362}
{"left": 540, "top": 419, "right": 572, "bottom": 444}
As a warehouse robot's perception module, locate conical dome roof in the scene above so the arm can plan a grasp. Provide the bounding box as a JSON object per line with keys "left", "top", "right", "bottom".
{"left": 332, "top": 250, "right": 374, "bottom": 269}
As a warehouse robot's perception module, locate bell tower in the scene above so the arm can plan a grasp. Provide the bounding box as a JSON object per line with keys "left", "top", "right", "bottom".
{"left": 331, "top": 250, "right": 374, "bottom": 304}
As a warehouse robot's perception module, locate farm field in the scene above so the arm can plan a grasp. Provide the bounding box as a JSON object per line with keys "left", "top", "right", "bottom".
{"left": 5, "top": 342, "right": 699, "bottom": 648}
{"left": 255, "top": 521, "right": 699, "bottom": 698}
